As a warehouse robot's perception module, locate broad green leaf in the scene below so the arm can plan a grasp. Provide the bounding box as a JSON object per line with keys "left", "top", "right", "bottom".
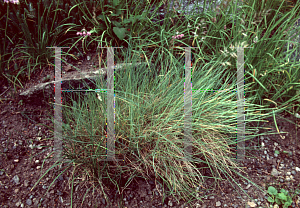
{"left": 275, "top": 198, "right": 281, "bottom": 205}
{"left": 280, "top": 189, "right": 288, "bottom": 195}
{"left": 96, "top": 15, "right": 105, "bottom": 21}
{"left": 284, "top": 201, "right": 292, "bottom": 206}
{"left": 268, "top": 186, "right": 277, "bottom": 195}
{"left": 112, "top": 21, "right": 122, "bottom": 28}
{"left": 277, "top": 193, "right": 287, "bottom": 201}
{"left": 128, "top": 16, "right": 137, "bottom": 25}
{"left": 287, "top": 196, "right": 292, "bottom": 203}
{"left": 267, "top": 196, "right": 274, "bottom": 203}
{"left": 112, "top": 0, "right": 118, "bottom": 6}
{"left": 123, "top": 19, "right": 132, "bottom": 25}
{"left": 113, "top": 27, "right": 126, "bottom": 40}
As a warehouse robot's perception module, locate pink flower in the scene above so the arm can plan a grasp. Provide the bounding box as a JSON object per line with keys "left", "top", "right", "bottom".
{"left": 172, "top": 34, "right": 184, "bottom": 39}
{"left": 76, "top": 29, "right": 92, "bottom": 37}
{"left": 3, "top": 0, "right": 19, "bottom": 4}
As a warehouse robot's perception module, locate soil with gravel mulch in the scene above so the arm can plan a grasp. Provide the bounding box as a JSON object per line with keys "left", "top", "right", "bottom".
{"left": 1, "top": 59, "right": 300, "bottom": 208}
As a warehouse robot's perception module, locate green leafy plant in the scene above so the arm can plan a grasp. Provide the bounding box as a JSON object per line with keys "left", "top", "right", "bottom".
{"left": 274, "top": 150, "right": 293, "bottom": 157}
{"left": 95, "top": 3, "right": 146, "bottom": 41}
{"left": 0, "top": 0, "right": 89, "bottom": 91}
{"left": 267, "top": 186, "right": 293, "bottom": 208}
{"left": 71, "top": 0, "right": 150, "bottom": 49}
{"left": 65, "top": 0, "right": 171, "bottom": 66}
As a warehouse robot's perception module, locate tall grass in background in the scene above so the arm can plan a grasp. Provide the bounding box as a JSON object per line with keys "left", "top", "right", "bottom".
{"left": 0, "top": 0, "right": 165, "bottom": 92}
{"left": 0, "top": 0, "right": 96, "bottom": 91}
{"left": 71, "top": 0, "right": 300, "bottom": 113}
{"left": 236, "top": 0, "right": 300, "bottom": 114}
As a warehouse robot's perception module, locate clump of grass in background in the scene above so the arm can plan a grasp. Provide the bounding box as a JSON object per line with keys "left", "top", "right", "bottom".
{"left": 0, "top": 0, "right": 102, "bottom": 90}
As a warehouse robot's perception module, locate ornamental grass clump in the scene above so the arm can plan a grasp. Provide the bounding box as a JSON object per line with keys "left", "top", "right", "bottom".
{"left": 33, "top": 46, "right": 279, "bottom": 207}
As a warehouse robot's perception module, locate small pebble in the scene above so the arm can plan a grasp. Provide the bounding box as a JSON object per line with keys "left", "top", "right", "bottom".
{"left": 26, "top": 199, "right": 32, "bottom": 206}
{"left": 13, "top": 175, "right": 20, "bottom": 184}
